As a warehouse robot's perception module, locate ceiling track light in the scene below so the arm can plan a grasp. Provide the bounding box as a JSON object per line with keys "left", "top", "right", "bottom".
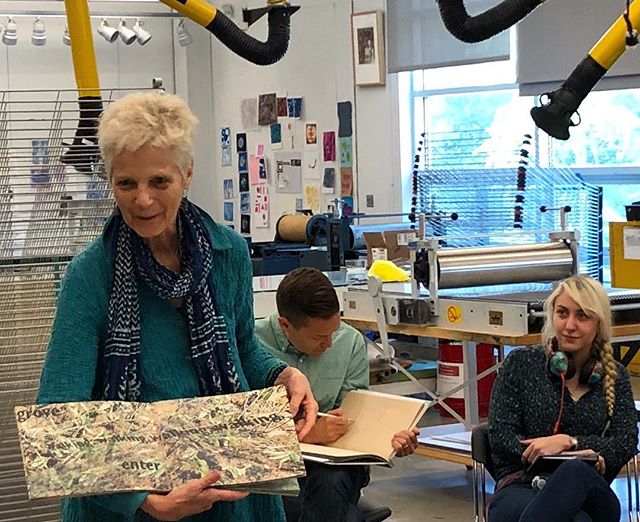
{"left": 31, "top": 16, "right": 46, "bottom": 46}
{"left": 132, "top": 18, "right": 151, "bottom": 46}
{"left": 118, "top": 18, "right": 137, "bottom": 45}
{"left": 176, "top": 19, "right": 193, "bottom": 47}
{"left": 97, "top": 18, "right": 119, "bottom": 43}
{"left": 2, "top": 17, "right": 17, "bottom": 46}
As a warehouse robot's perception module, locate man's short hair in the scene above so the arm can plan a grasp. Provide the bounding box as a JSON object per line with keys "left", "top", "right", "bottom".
{"left": 276, "top": 267, "right": 340, "bottom": 327}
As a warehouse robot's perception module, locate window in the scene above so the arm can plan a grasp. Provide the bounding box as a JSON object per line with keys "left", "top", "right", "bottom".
{"left": 401, "top": 62, "right": 640, "bottom": 283}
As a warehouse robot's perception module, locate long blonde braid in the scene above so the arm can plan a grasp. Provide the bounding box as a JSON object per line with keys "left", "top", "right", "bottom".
{"left": 594, "top": 337, "right": 618, "bottom": 418}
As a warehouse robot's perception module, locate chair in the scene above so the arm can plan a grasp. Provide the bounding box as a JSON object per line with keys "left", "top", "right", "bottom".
{"left": 471, "top": 423, "right": 495, "bottom": 522}
{"left": 283, "top": 494, "right": 392, "bottom": 522}
{"left": 471, "top": 422, "right": 640, "bottom": 522}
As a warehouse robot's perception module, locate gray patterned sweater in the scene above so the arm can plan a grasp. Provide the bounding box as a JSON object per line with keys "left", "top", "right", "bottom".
{"left": 488, "top": 346, "right": 638, "bottom": 484}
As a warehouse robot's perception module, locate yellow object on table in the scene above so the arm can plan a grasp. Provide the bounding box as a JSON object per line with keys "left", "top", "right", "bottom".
{"left": 367, "top": 259, "right": 410, "bottom": 282}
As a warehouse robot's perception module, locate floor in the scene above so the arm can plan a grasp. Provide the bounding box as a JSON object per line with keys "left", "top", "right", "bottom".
{"left": 361, "top": 376, "right": 640, "bottom": 521}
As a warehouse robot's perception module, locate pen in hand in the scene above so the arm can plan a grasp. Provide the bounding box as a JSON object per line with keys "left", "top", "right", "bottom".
{"left": 317, "top": 411, "right": 355, "bottom": 424}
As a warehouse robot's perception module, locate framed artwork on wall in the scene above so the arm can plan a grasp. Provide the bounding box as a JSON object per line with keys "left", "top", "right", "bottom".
{"left": 351, "top": 10, "right": 385, "bottom": 87}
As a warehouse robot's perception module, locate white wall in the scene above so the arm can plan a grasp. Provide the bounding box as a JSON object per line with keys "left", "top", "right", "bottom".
{"left": 0, "top": 2, "right": 177, "bottom": 93}
{"left": 187, "top": 0, "right": 404, "bottom": 242}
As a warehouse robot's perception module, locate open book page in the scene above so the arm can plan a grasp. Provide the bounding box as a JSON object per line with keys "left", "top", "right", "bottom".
{"left": 300, "top": 390, "right": 428, "bottom": 465}
{"left": 299, "top": 443, "right": 388, "bottom": 465}
{"left": 15, "top": 386, "right": 305, "bottom": 499}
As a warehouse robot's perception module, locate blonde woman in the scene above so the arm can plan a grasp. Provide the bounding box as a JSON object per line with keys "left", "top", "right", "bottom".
{"left": 38, "top": 91, "right": 317, "bottom": 522}
{"left": 488, "top": 275, "right": 637, "bottom": 522}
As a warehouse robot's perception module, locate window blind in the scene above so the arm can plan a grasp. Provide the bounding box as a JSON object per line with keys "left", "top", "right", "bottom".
{"left": 517, "top": 0, "right": 640, "bottom": 96}
{"left": 387, "top": 0, "right": 510, "bottom": 73}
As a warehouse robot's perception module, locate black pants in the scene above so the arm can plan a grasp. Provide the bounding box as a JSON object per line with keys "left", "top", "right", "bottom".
{"left": 488, "top": 460, "right": 621, "bottom": 522}
{"left": 296, "top": 461, "right": 371, "bottom": 522}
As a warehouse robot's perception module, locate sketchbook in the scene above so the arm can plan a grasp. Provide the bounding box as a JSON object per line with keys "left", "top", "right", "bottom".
{"left": 300, "top": 390, "right": 428, "bottom": 466}
{"left": 526, "top": 451, "right": 599, "bottom": 476}
{"left": 15, "top": 386, "right": 305, "bottom": 499}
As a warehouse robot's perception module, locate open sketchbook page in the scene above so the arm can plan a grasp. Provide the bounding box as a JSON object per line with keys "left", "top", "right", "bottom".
{"left": 300, "top": 390, "right": 428, "bottom": 464}
{"left": 327, "top": 390, "right": 428, "bottom": 459}
{"left": 15, "top": 386, "right": 305, "bottom": 499}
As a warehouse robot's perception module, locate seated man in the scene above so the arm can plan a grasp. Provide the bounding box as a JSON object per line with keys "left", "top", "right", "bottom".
{"left": 255, "top": 267, "right": 419, "bottom": 522}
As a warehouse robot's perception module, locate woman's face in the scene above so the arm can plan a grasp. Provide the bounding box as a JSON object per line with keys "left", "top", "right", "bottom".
{"left": 552, "top": 291, "right": 600, "bottom": 357}
{"left": 111, "top": 145, "right": 192, "bottom": 241}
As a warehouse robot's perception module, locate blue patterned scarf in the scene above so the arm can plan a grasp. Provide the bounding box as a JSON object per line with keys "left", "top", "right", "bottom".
{"left": 101, "top": 199, "right": 241, "bottom": 401}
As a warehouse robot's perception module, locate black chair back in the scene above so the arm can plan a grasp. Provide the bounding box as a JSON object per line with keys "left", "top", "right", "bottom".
{"left": 471, "top": 422, "right": 496, "bottom": 481}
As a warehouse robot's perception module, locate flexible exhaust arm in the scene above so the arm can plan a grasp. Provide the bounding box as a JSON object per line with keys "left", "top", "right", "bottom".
{"left": 437, "top": 0, "right": 544, "bottom": 43}
{"left": 531, "top": 0, "right": 640, "bottom": 140}
{"left": 62, "top": 0, "right": 299, "bottom": 175}
{"left": 160, "top": 0, "right": 300, "bottom": 66}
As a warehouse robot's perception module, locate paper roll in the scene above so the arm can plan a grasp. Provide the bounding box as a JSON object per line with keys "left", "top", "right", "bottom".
{"left": 276, "top": 214, "right": 312, "bottom": 243}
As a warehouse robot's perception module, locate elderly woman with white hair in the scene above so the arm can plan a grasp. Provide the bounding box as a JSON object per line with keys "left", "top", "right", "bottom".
{"left": 487, "top": 274, "right": 638, "bottom": 522}
{"left": 37, "top": 91, "right": 317, "bottom": 522}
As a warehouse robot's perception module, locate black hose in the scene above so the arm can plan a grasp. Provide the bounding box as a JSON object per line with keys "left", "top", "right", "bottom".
{"left": 437, "top": 0, "right": 543, "bottom": 43}
{"left": 530, "top": 56, "right": 606, "bottom": 140}
{"left": 207, "top": 6, "right": 292, "bottom": 65}
{"left": 60, "top": 97, "right": 103, "bottom": 175}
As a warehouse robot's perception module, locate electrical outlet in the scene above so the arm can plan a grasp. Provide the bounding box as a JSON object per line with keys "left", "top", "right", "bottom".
{"left": 366, "top": 194, "right": 374, "bottom": 208}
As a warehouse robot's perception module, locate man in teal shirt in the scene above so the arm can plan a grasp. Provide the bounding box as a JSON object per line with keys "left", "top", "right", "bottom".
{"left": 255, "top": 268, "right": 419, "bottom": 522}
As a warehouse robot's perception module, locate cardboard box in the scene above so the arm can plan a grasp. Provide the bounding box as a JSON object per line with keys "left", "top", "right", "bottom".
{"left": 363, "top": 232, "right": 387, "bottom": 267}
{"left": 363, "top": 229, "right": 417, "bottom": 267}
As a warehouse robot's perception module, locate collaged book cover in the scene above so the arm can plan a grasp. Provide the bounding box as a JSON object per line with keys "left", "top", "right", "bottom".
{"left": 15, "top": 386, "right": 305, "bottom": 499}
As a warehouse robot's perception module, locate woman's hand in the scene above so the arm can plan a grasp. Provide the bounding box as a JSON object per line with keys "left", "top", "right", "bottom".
{"left": 392, "top": 428, "right": 420, "bottom": 457}
{"left": 140, "top": 471, "right": 248, "bottom": 521}
{"left": 301, "top": 408, "right": 352, "bottom": 444}
{"left": 274, "top": 367, "right": 318, "bottom": 440}
{"left": 520, "top": 434, "right": 572, "bottom": 464}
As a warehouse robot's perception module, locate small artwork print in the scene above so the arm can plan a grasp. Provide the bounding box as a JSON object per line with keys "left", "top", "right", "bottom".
{"left": 277, "top": 97, "right": 288, "bottom": 118}
{"left": 223, "top": 201, "right": 234, "bottom": 222}
{"left": 305, "top": 185, "right": 320, "bottom": 213}
{"left": 223, "top": 178, "right": 234, "bottom": 199}
{"left": 337, "top": 101, "right": 353, "bottom": 138}
{"left": 305, "top": 123, "right": 317, "bottom": 146}
{"left": 221, "top": 146, "right": 232, "bottom": 167}
{"left": 239, "top": 172, "right": 249, "bottom": 193}
{"left": 323, "top": 131, "right": 336, "bottom": 162}
{"left": 340, "top": 167, "right": 353, "bottom": 196}
{"left": 341, "top": 196, "right": 354, "bottom": 217}
{"left": 237, "top": 133, "right": 247, "bottom": 153}
{"left": 287, "top": 97, "right": 302, "bottom": 119}
{"left": 238, "top": 152, "right": 248, "bottom": 173}
{"left": 357, "top": 27, "right": 375, "bottom": 65}
{"left": 270, "top": 124, "right": 282, "bottom": 147}
{"left": 221, "top": 127, "right": 231, "bottom": 147}
{"left": 352, "top": 11, "right": 385, "bottom": 86}
{"left": 340, "top": 137, "right": 352, "bottom": 167}
{"left": 322, "top": 167, "right": 336, "bottom": 194}
{"left": 258, "top": 93, "right": 277, "bottom": 126}
{"left": 221, "top": 126, "right": 232, "bottom": 167}
{"left": 259, "top": 157, "right": 267, "bottom": 180}
{"left": 240, "top": 214, "right": 251, "bottom": 234}
{"left": 252, "top": 185, "right": 270, "bottom": 228}
{"left": 249, "top": 155, "right": 267, "bottom": 186}
{"left": 240, "top": 192, "right": 250, "bottom": 214}
{"left": 240, "top": 99, "right": 258, "bottom": 130}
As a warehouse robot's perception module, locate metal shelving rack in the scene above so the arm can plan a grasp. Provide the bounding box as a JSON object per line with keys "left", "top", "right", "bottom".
{"left": 0, "top": 87, "right": 146, "bottom": 522}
